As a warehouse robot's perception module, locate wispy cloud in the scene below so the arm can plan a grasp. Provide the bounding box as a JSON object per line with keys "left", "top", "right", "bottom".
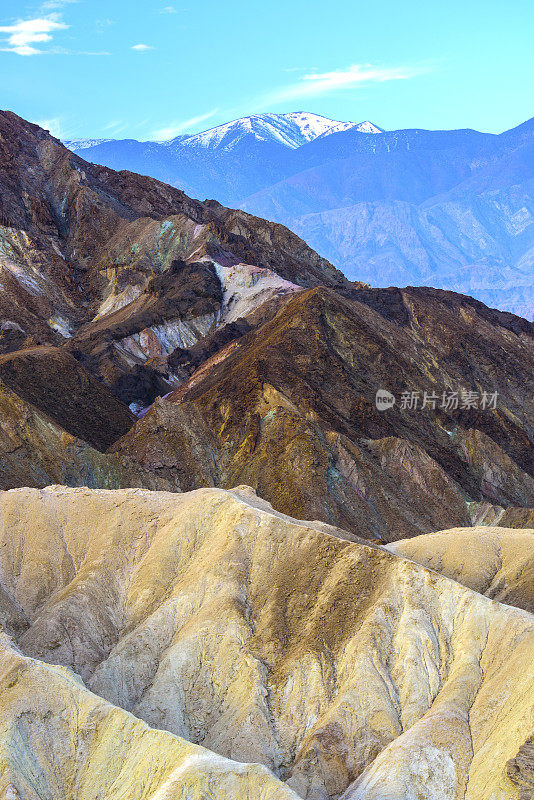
{"left": 152, "top": 109, "right": 219, "bottom": 141}
{"left": 40, "top": 0, "right": 78, "bottom": 10}
{"left": 102, "top": 120, "right": 129, "bottom": 134}
{"left": 34, "top": 117, "right": 62, "bottom": 137}
{"left": 96, "top": 18, "right": 114, "bottom": 32}
{"left": 258, "top": 63, "right": 427, "bottom": 106}
{"left": 131, "top": 43, "right": 154, "bottom": 51}
{"left": 161, "top": 5, "right": 177, "bottom": 12}
{"left": 0, "top": 17, "right": 68, "bottom": 56}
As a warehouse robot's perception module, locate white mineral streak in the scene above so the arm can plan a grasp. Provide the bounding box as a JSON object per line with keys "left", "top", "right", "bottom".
{"left": 214, "top": 261, "right": 301, "bottom": 323}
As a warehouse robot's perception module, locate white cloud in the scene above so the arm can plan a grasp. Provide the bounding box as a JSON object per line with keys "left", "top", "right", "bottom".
{"left": 34, "top": 117, "right": 62, "bottom": 137}
{"left": 259, "top": 63, "right": 426, "bottom": 105}
{"left": 161, "top": 5, "right": 177, "bottom": 12}
{"left": 102, "top": 119, "right": 123, "bottom": 130}
{"left": 0, "top": 17, "right": 68, "bottom": 56}
{"left": 152, "top": 109, "right": 219, "bottom": 141}
{"left": 131, "top": 43, "right": 154, "bottom": 51}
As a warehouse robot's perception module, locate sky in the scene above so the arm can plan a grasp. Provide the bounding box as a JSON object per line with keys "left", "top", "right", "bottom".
{"left": 1, "top": 0, "right": 533, "bottom": 141}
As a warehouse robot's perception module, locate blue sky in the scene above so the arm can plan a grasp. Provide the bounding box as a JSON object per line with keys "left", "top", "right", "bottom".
{"left": 2, "top": 0, "right": 533, "bottom": 140}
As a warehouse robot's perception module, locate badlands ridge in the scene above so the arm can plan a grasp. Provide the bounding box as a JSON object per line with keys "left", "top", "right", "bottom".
{"left": 0, "top": 485, "right": 532, "bottom": 799}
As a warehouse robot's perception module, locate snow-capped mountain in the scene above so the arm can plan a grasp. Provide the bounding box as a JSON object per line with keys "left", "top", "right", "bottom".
{"left": 64, "top": 138, "right": 111, "bottom": 150}
{"left": 162, "top": 112, "right": 377, "bottom": 151}
{"left": 313, "top": 119, "right": 384, "bottom": 141}
{"left": 65, "top": 113, "right": 383, "bottom": 155}
{"left": 351, "top": 120, "right": 384, "bottom": 134}
{"left": 63, "top": 112, "right": 385, "bottom": 210}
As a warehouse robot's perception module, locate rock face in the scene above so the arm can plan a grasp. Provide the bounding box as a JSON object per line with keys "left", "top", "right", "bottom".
{"left": 0, "top": 376, "right": 172, "bottom": 491}
{"left": 506, "top": 737, "right": 534, "bottom": 800}
{"left": 0, "top": 346, "right": 134, "bottom": 450}
{"left": 470, "top": 502, "right": 534, "bottom": 529}
{"left": 0, "top": 485, "right": 532, "bottom": 800}
{"left": 112, "top": 285, "right": 534, "bottom": 541}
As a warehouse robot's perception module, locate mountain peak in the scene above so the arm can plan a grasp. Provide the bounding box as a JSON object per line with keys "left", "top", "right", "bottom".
{"left": 64, "top": 137, "right": 112, "bottom": 150}
{"left": 316, "top": 119, "right": 384, "bottom": 139}
{"left": 165, "top": 112, "right": 371, "bottom": 151}
{"left": 354, "top": 120, "right": 384, "bottom": 134}
{"left": 64, "top": 113, "right": 386, "bottom": 154}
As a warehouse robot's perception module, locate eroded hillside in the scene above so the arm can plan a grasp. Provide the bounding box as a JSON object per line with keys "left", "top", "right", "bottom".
{"left": 0, "top": 485, "right": 531, "bottom": 800}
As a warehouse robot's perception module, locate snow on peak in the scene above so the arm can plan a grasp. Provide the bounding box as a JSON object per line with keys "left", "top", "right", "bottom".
{"left": 276, "top": 112, "right": 354, "bottom": 145}
{"left": 353, "top": 121, "right": 384, "bottom": 134}
{"left": 167, "top": 113, "right": 383, "bottom": 152}
{"left": 65, "top": 116, "right": 385, "bottom": 155}
{"left": 64, "top": 138, "right": 111, "bottom": 150}
{"left": 315, "top": 120, "right": 384, "bottom": 141}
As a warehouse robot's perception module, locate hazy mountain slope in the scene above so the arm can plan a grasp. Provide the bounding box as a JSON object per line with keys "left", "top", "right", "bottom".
{"left": 278, "top": 137, "right": 534, "bottom": 317}
{"left": 64, "top": 113, "right": 372, "bottom": 204}
{"left": 244, "top": 123, "right": 534, "bottom": 319}
{"left": 243, "top": 126, "right": 500, "bottom": 216}
{"left": 66, "top": 112, "right": 534, "bottom": 317}
{"left": 0, "top": 485, "right": 532, "bottom": 800}
{"left": 67, "top": 120, "right": 494, "bottom": 211}
{"left": 241, "top": 121, "right": 534, "bottom": 318}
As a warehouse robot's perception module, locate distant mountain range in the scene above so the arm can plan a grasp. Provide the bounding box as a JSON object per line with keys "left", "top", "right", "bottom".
{"left": 67, "top": 112, "right": 383, "bottom": 152}
{"left": 66, "top": 113, "right": 534, "bottom": 319}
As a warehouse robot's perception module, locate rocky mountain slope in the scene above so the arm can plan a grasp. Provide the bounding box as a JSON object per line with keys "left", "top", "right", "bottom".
{"left": 0, "top": 485, "right": 532, "bottom": 800}
{"left": 111, "top": 284, "right": 534, "bottom": 540}
{"left": 0, "top": 375, "right": 172, "bottom": 491}
{"left": 68, "top": 114, "right": 534, "bottom": 318}
{"left": 0, "top": 111, "right": 533, "bottom": 540}
{"left": 0, "top": 108, "right": 349, "bottom": 400}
